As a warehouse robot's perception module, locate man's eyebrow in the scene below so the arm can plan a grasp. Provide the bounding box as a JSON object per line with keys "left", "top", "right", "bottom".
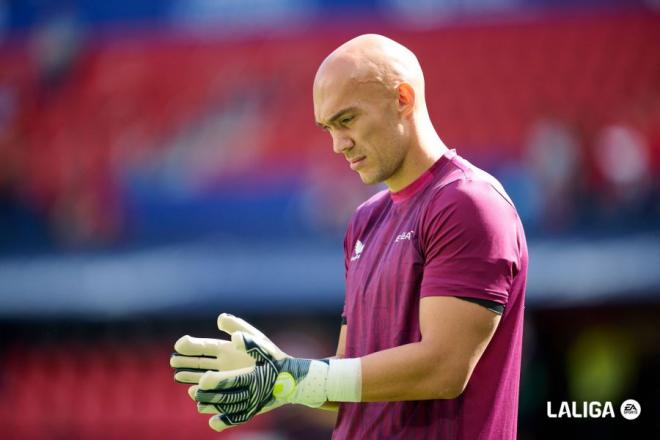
{"left": 316, "top": 107, "right": 358, "bottom": 128}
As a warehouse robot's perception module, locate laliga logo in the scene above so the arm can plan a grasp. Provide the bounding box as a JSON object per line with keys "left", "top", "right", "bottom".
{"left": 547, "top": 399, "right": 640, "bottom": 420}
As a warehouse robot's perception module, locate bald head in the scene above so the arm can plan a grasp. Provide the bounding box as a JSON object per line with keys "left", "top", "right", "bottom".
{"left": 314, "top": 34, "right": 425, "bottom": 110}
{"left": 313, "top": 34, "right": 443, "bottom": 192}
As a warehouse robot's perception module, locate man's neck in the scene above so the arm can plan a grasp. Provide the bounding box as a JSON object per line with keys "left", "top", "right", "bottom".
{"left": 385, "top": 126, "right": 448, "bottom": 192}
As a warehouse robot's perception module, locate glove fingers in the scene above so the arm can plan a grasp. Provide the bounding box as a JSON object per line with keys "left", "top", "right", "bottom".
{"left": 212, "top": 412, "right": 252, "bottom": 431}
{"left": 218, "top": 314, "right": 267, "bottom": 340}
{"left": 231, "top": 331, "right": 280, "bottom": 365}
{"left": 171, "top": 349, "right": 256, "bottom": 387}
{"left": 231, "top": 331, "right": 249, "bottom": 353}
{"left": 216, "top": 346, "right": 255, "bottom": 370}
{"left": 199, "top": 368, "right": 254, "bottom": 391}
{"left": 173, "top": 359, "right": 256, "bottom": 384}
{"left": 197, "top": 403, "right": 220, "bottom": 414}
{"left": 231, "top": 332, "right": 263, "bottom": 361}
{"left": 215, "top": 401, "right": 251, "bottom": 414}
{"left": 170, "top": 354, "right": 220, "bottom": 371}
{"left": 174, "top": 369, "right": 204, "bottom": 384}
{"left": 174, "top": 335, "right": 230, "bottom": 357}
{"left": 188, "top": 385, "right": 198, "bottom": 401}
{"left": 199, "top": 401, "right": 250, "bottom": 415}
{"left": 172, "top": 338, "right": 256, "bottom": 370}
{"left": 198, "top": 400, "right": 283, "bottom": 415}
{"left": 199, "top": 398, "right": 285, "bottom": 415}
{"left": 195, "top": 388, "right": 250, "bottom": 405}
{"left": 209, "top": 414, "right": 232, "bottom": 432}
{"left": 209, "top": 414, "right": 241, "bottom": 432}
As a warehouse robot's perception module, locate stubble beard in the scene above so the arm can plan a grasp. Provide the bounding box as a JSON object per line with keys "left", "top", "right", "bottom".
{"left": 360, "top": 153, "right": 406, "bottom": 187}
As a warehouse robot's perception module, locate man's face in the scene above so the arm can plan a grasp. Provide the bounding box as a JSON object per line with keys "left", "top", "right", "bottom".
{"left": 314, "top": 73, "right": 409, "bottom": 186}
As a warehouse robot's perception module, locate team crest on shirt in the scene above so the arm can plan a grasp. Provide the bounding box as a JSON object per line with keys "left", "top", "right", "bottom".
{"left": 350, "top": 240, "right": 364, "bottom": 261}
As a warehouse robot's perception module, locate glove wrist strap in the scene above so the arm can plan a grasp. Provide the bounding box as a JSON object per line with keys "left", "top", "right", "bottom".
{"left": 275, "top": 359, "right": 328, "bottom": 407}
{"left": 275, "top": 357, "right": 362, "bottom": 407}
{"left": 327, "top": 358, "right": 362, "bottom": 403}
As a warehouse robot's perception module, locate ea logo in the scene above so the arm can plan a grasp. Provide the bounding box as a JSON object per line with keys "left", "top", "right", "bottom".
{"left": 620, "top": 399, "right": 641, "bottom": 420}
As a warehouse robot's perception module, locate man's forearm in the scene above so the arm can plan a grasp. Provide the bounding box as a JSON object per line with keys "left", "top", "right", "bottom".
{"left": 358, "top": 340, "right": 465, "bottom": 402}
{"left": 318, "top": 340, "right": 463, "bottom": 407}
{"left": 334, "top": 297, "right": 500, "bottom": 403}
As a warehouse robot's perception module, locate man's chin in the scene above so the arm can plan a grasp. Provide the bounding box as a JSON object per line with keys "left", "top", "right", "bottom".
{"left": 357, "top": 167, "right": 389, "bottom": 186}
{"left": 358, "top": 172, "right": 379, "bottom": 185}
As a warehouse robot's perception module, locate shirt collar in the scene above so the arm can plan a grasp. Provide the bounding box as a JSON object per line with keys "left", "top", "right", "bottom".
{"left": 390, "top": 150, "right": 454, "bottom": 203}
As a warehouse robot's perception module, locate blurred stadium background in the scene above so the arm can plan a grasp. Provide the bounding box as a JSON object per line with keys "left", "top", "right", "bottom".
{"left": 1, "top": 0, "right": 659, "bottom": 438}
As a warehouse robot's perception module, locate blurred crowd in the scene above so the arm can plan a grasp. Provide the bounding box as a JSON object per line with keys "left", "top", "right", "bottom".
{"left": 503, "top": 102, "right": 660, "bottom": 236}
{"left": 1, "top": 10, "right": 659, "bottom": 252}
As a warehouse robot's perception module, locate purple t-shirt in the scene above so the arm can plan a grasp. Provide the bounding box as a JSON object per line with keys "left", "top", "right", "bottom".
{"left": 333, "top": 150, "right": 528, "bottom": 439}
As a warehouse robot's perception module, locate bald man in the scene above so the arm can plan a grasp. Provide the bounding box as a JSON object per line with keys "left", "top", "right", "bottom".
{"left": 172, "top": 34, "right": 527, "bottom": 439}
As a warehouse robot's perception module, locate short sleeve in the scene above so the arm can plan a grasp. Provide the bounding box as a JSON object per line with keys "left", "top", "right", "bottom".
{"left": 341, "top": 220, "right": 354, "bottom": 321}
{"left": 343, "top": 222, "right": 353, "bottom": 277}
{"left": 419, "top": 179, "right": 520, "bottom": 306}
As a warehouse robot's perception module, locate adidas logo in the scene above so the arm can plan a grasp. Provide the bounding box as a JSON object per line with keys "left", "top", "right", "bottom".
{"left": 350, "top": 240, "right": 364, "bottom": 261}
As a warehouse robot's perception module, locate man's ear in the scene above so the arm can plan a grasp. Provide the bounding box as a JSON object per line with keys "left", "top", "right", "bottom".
{"left": 397, "top": 83, "right": 415, "bottom": 116}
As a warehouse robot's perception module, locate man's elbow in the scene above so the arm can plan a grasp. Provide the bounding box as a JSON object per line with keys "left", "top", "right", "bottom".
{"left": 430, "top": 367, "right": 471, "bottom": 400}
{"left": 443, "top": 377, "right": 469, "bottom": 399}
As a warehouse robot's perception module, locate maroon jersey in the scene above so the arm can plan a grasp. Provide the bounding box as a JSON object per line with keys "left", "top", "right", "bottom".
{"left": 333, "top": 150, "right": 528, "bottom": 439}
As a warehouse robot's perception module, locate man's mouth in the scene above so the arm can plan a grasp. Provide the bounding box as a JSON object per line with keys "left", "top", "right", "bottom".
{"left": 349, "top": 156, "right": 366, "bottom": 170}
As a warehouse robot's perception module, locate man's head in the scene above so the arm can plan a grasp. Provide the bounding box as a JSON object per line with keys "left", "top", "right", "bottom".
{"left": 313, "top": 34, "right": 429, "bottom": 189}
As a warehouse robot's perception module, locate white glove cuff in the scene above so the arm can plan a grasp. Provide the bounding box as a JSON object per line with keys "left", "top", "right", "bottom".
{"left": 327, "top": 358, "right": 362, "bottom": 402}
{"left": 279, "top": 360, "right": 329, "bottom": 407}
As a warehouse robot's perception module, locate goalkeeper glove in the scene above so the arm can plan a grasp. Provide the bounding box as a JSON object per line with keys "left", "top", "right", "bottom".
{"left": 170, "top": 314, "right": 284, "bottom": 431}
{"left": 194, "top": 313, "right": 361, "bottom": 431}
{"left": 171, "top": 325, "right": 257, "bottom": 385}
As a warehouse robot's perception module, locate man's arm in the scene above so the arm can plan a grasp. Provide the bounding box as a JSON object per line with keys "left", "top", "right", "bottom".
{"left": 359, "top": 296, "right": 500, "bottom": 401}
{"left": 335, "top": 324, "right": 347, "bottom": 359}
{"left": 191, "top": 303, "right": 499, "bottom": 429}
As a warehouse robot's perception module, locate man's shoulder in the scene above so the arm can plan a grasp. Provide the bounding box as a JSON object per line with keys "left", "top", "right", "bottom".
{"left": 426, "top": 154, "right": 515, "bottom": 211}
{"left": 353, "top": 188, "right": 390, "bottom": 216}
{"left": 343, "top": 189, "right": 390, "bottom": 240}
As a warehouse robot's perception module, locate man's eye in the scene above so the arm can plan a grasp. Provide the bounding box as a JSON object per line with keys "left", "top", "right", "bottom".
{"left": 341, "top": 116, "right": 354, "bottom": 125}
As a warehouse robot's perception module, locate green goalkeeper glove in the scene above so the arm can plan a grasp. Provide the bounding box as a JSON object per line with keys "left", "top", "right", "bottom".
{"left": 193, "top": 313, "right": 361, "bottom": 432}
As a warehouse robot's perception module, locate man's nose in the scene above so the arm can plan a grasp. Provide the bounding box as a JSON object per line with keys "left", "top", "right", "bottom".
{"left": 332, "top": 132, "right": 353, "bottom": 155}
